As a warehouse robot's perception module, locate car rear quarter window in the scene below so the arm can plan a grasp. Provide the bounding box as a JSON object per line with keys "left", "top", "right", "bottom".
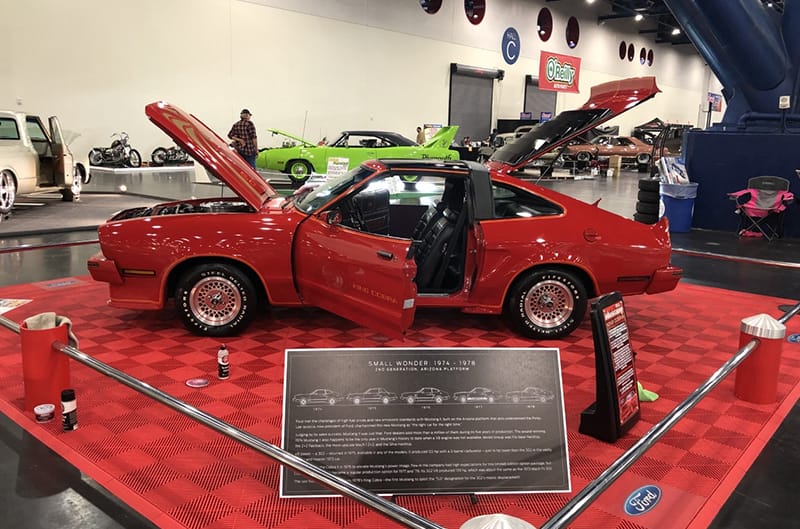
{"left": 0, "top": 118, "right": 20, "bottom": 140}
{"left": 491, "top": 183, "right": 563, "bottom": 219}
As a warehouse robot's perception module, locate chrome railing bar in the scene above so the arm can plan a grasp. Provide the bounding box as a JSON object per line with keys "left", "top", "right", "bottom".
{"left": 541, "top": 300, "right": 800, "bottom": 529}
{"left": 777, "top": 301, "right": 800, "bottom": 324}
{"left": 0, "top": 315, "right": 444, "bottom": 529}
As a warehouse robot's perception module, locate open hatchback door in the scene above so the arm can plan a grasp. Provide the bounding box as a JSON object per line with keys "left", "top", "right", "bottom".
{"left": 145, "top": 101, "right": 279, "bottom": 209}
{"left": 487, "top": 76, "right": 661, "bottom": 173}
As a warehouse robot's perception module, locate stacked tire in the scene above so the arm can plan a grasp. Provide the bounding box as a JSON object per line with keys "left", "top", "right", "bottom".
{"left": 634, "top": 178, "right": 660, "bottom": 224}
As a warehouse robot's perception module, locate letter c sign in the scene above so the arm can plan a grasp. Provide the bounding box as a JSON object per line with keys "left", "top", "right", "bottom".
{"left": 502, "top": 27, "right": 520, "bottom": 65}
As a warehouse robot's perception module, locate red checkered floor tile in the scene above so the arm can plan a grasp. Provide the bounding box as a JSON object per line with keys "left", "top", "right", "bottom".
{"left": 0, "top": 277, "right": 798, "bottom": 529}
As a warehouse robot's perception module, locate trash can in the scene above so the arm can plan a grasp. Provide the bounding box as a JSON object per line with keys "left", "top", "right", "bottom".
{"left": 660, "top": 182, "right": 698, "bottom": 233}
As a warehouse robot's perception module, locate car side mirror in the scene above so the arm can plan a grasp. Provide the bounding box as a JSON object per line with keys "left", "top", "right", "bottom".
{"left": 324, "top": 209, "right": 343, "bottom": 226}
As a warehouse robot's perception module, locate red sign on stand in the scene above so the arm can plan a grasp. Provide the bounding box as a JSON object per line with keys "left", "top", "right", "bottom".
{"left": 538, "top": 51, "right": 581, "bottom": 93}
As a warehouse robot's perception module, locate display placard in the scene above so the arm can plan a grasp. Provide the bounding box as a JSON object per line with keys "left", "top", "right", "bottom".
{"left": 580, "top": 292, "right": 640, "bottom": 442}
{"left": 281, "top": 348, "right": 570, "bottom": 497}
{"left": 326, "top": 157, "right": 350, "bottom": 177}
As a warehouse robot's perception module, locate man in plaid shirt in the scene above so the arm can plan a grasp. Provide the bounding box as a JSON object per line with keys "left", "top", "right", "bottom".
{"left": 228, "top": 108, "right": 258, "bottom": 168}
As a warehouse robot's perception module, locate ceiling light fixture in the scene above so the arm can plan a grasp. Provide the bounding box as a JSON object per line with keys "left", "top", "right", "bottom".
{"left": 671, "top": 27, "right": 681, "bottom": 35}
{"left": 635, "top": 13, "right": 644, "bottom": 21}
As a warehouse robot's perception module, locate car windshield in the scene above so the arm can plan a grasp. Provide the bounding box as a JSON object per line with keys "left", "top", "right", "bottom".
{"left": 294, "top": 166, "right": 374, "bottom": 213}
{"left": 491, "top": 108, "right": 610, "bottom": 165}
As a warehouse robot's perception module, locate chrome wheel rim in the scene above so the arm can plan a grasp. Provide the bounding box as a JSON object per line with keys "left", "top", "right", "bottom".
{"left": 189, "top": 276, "right": 241, "bottom": 327}
{"left": 523, "top": 279, "right": 574, "bottom": 329}
{"left": 0, "top": 171, "right": 15, "bottom": 211}
{"left": 290, "top": 163, "right": 309, "bottom": 178}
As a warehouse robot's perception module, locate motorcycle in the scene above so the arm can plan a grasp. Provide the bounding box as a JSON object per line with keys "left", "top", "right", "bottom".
{"left": 88, "top": 132, "right": 142, "bottom": 167}
{"left": 151, "top": 143, "right": 190, "bottom": 166}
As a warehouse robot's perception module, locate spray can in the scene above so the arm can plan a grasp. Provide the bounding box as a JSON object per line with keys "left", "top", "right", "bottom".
{"left": 61, "top": 388, "right": 78, "bottom": 431}
{"left": 217, "top": 344, "right": 229, "bottom": 379}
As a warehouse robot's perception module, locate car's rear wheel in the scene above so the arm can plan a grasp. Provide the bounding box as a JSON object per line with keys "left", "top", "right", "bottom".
{"left": 176, "top": 263, "right": 257, "bottom": 337}
{"left": 505, "top": 268, "right": 587, "bottom": 339}
{"left": 287, "top": 160, "right": 312, "bottom": 187}
{"left": 151, "top": 147, "right": 167, "bottom": 165}
{"left": 0, "top": 170, "right": 16, "bottom": 215}
{"left": 575, "top": 151, "right": 592, "bottom": 162}
{"left": 127, "top": 149, "right": 142, "bottom": 168}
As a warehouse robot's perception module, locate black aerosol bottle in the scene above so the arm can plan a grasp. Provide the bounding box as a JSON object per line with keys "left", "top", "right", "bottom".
{"left": 61, "top": 389, "right": 78, "bottom": 431}
{"left": 217, "top": 344, "right": 230, "bottom": 380}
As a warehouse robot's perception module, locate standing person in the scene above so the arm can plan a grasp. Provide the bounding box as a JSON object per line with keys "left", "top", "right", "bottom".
{"left": 416, "top": 126, "right": 426, "bottom": 144}
{"left": 228, "top": 108, "right": 258, "bottom": 168}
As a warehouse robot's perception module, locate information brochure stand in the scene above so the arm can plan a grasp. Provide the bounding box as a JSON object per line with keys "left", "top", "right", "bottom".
{"left": 579, "top": 292, "right": 640, "bottom": 443}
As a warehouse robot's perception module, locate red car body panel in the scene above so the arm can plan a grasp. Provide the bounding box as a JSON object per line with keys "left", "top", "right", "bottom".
{"left": 88, "top": 78, "right": 680, "bottom": 338}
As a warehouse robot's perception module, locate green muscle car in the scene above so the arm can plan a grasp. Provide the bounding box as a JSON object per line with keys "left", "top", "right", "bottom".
{"left": 256, "top": 126, "right": 459, "bottom": 186}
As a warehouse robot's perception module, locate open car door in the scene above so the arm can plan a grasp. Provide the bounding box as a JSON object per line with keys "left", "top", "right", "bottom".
{"left": 48, "top": 116, "right": 72, "bottom": 187}
{"left": 292, "top": 211, "right": 417, "bottom": 338}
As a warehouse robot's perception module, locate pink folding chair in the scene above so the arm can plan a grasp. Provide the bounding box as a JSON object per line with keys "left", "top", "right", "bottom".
{"left": 728, "top": 176, "right": 795, "bottom": 240}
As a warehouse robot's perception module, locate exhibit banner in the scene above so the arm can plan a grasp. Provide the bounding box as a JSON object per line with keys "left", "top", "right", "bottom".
{"left": 281, "top": 347, "right": 571, "bottom": 497}
{"left": 538, "top": 51, "right": 581, "bottom": 93}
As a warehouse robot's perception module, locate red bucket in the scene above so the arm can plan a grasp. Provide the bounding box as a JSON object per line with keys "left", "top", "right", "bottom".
{"left": 20, "top": 322, "right": 71, "bottom": 412}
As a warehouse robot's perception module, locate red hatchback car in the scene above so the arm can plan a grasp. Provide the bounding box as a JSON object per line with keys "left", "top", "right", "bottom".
{"left": 88, "top": 77, "right": 681, "bottom": 339}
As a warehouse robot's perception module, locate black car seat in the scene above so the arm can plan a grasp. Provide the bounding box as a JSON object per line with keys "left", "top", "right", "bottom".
{"left": 414, "top": 208, "right": 458, "bottom": 290}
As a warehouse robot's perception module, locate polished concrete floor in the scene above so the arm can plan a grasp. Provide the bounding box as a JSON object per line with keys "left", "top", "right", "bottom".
{"left": 0, "top": 168, "right": 797, "bottom": 528}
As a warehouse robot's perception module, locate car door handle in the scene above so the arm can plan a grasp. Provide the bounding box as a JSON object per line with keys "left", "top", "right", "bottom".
{"left": 377, "top": 250, "right": 394, "bottom": 260}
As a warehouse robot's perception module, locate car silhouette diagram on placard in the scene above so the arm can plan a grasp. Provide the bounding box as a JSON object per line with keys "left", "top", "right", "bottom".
{"left": 453, "top": 387, "right": 499, "bottom": 403}
{"left": 292, "top": 389, "right": 342, "bottom": 406}
{"left": 506, "top": 386, "right": 555, "bottom": 404}
{"left": 346, "top": 387, "right": 398, "bottom": 405}
{"left": 400, "top": 387, "right": 450, "bottom": 404}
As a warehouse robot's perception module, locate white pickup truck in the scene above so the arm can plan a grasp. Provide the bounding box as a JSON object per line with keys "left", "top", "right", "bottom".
{"left": 0, "top": 111, "right": 88, "bottom": 215}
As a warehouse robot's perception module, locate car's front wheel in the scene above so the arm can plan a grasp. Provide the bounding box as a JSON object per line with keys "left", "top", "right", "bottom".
{"left": 287, "top": 160, "right": 312, "bottom": 187}
{"left": 575, "top": 151, "right": 592, "bottom": 162}
{"left": 505, "top": 268, "right": 588, "bottom": 339}
{"left": 0, "top": 170, "right": 16, "bottom": 215}
{"left": 176, "top": 263, "right": 257, "bottom": 337}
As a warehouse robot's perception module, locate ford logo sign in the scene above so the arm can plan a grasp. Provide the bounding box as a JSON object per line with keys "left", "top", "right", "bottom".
{"left": 624, "top": 485, "right": 662, "bottom": 516}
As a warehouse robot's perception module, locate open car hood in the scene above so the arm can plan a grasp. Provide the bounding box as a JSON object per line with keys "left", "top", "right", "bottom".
{"left": 266, "top": 128, "right": 315, "bottom": 147}
{"left": 145, "top": 102, "right": 278, "bottom": 210}
{"left": 488, "top": 76, "right": 660, "bottom": 172}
